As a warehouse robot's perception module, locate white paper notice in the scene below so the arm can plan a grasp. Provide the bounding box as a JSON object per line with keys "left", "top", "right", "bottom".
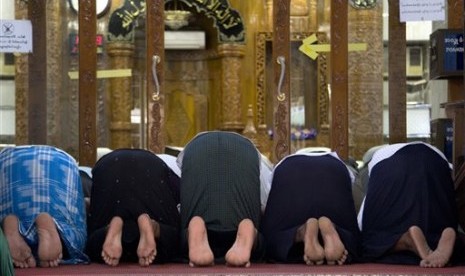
{"left": 399, "top": 0, "right": 445, "bottom": 22}
{"left": 0, "top": 20, "right": 33, "bottom": 53}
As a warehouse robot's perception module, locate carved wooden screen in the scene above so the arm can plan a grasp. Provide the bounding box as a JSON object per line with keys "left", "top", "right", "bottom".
{"left": 255, "top": 32, "right": 330, "bottom": 154}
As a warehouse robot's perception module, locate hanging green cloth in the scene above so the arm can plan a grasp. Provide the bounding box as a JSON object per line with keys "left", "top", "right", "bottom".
{"left": 0, "top": 227, "right": 15, "bottom": 276}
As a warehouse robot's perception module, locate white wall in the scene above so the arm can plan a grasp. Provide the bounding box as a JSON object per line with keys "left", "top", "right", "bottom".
{"left": 0, "top": 0, "right": 14, "bottom": 19}
{"left": 0, "top": 0, "right": 16, "bottom": 137}
{"left": 0, "top": 80, "right": 15, "bottom": 135}
{"left": 382, "top": 0, "right": 434, "bottom": 42}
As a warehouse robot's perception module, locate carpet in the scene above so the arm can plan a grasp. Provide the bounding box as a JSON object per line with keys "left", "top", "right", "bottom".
{"left": 14, "top": 263, "right": 465, "bottom": 276}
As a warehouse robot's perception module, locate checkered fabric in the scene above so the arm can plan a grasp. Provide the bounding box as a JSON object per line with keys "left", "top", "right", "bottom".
{"left": 0, "top": 145, "right": 88, "bottom": 264}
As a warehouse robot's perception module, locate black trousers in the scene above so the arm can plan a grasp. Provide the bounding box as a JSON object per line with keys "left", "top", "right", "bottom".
{"left": 86, "top": 148, "right": 181, "bottom": 263}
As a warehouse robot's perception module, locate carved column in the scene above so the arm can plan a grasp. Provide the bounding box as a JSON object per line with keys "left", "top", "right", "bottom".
{"left": 46, "top": 0, "right": 65, "bottom": 147}
{"left": 290, "top": 0, "right": 309, "bottom": 33}
{"left": 107, "top": 42, "right": 134, "bottom": 149}
{"left": 217, "top": 43, "right": 246, "bottom": 132}
{"left": 348, "top": 4, "right": 384, "bottom": 160}
{"left": 242, "top": 104, "right": 260, "bottom": 151}
{"left": 14, "top": 0, "right": 29, "bottom": 145}
{"left": 308, "top": 0, "right": 318, "bottom": 32}
{"left": 266, "top": 0, "right": 273, "bottom": 31}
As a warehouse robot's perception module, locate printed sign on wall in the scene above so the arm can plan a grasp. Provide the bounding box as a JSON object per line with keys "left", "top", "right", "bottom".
{"left": 0, "top": 20, "right": 33, "bottom": 53}
{"left": 399, "top": 0, "right": 445, "bottom": 22}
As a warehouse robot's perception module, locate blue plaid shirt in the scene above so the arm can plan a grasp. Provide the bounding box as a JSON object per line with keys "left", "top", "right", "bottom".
{"left": 0, "top": 145, "right": 88, "bottom": 264}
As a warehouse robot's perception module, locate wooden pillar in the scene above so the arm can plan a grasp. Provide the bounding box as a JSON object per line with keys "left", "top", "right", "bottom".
{"left": 28, "top": 0, "right": 47, "bottom": 144}
{"left": 444, "top": 0, "right": 465, "bottom": 179}
{"left": 348, "top": 4, "right": 384, "bottom": 160}
{"left": 78, "top": 0, "right": 97, "bottom": 166}
{"left": 14, "top": 1, "right": 29, "bottom": 145}
{"left": 272, "top": 0, "right": 291, "bottom": 163}
{"left": 146, "top": 0, "right": 165, "bottom": 153}
{"left": 330, "top": 0, "right": 349, "bottom": 159}
{"left": 448, "top": 0, "right": 464, "bottom": 102}
{"left": 107, "top": 42, "right": 134, "bottom": 149}
{"left": 444, "top": 0, "right": 465, "bottom": 231}
{"left": 218, "top": 43, "right": 246, "bottom": 132}
{"left": 388, "top": 0, "right": 406, "bottom": 144}
{"left": 46, "top": 1, "right": 66, "bottom": 147}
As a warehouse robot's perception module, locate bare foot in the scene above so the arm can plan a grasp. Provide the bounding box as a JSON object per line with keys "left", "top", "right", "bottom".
{"left": 393, "top": 226, "right": 431, "bottom": 260}
{"left": 302, "top": 218, "right": 324, "bottom": 265}
{"left": 420, "top": 228, "right": 456, "bottom": 268}
{"left": 319, "top": 216, "right": 347, "bottom": 265}
{"left": 225, "top": 219, "right": 256, "bottom": 267}
{"left": 102, "top": 216, "right": 123, "bottom": 266}
{"left": 2, "top": 215, "right": 36, "bottom": 268}
{"left": 187, "top": 216, "right": 214, "bottom": 267}
{"left": 137, "top": 214, "right": 157, "bottom": 266}
{"left": 35, "top": 213, "right": 63, "bottom": 267}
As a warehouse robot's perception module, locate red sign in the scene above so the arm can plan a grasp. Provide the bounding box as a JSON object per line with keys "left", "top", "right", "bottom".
{"left": 70, "top": 34, "right": 104, "bottom": 54}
